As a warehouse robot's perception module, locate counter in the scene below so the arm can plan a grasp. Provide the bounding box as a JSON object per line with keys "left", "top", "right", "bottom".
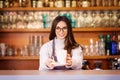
{"left": 0, "top": 70, "right": 120, "bottom": 80}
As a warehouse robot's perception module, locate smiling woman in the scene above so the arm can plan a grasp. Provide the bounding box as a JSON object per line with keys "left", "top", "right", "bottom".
{"left": 55, "top": 21, "right": 68, "bottom": 39}
{"left": 39, "top": 16, "right": 83, "bottom": 71}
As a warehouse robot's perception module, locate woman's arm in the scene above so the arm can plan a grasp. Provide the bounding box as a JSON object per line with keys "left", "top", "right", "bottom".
{"left": 39, "top": 42, "right": 56, "bottom": 71}
{"left": 70, "top": 46, "right": 83, "bottom": 70}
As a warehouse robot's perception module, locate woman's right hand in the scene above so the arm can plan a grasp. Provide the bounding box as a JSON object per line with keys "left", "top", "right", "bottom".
{"left": 45, "top": 58, "right": 56, "bottom": 69}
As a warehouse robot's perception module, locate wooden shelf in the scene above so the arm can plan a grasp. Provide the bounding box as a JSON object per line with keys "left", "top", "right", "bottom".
{"left": 0, "top": 27, "right": 120, "bottom": 33}
{"left": 0, "top": 55, "right": 119, "bottom": 60}
{"left": 84, "top": 55, "right": 120, "bottom": 60}
{"left": 0, "top": 7, "right": 120, "bottom": 11}
{"left": 0, "top": 56, "right": 39, "bottom": 60}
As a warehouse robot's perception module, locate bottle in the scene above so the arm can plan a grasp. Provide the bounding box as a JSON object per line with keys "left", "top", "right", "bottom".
{"left": 4, "top": 0, "right": 9, "bottom": 8}
{"left": 49, "top": 0, "right": 54, "bottom": 7}
{"left": 96, "top": 0, "right": 102, "bottom": 6}
{"left": 0, "top": 0, "right": 3, "bottom": 8}
{"left": 19, "top": 0, "right": 22, "bottom": 7}
{"left": 22, "top": 0, "right": 27, "bottom": 7}
{"left": 98, "top": 35, "right": 105, "bottom": 56}
{"left": 72, "top": 0, "right": 77, "bottom": 7}
{"left": 110, "top": 33, "right": 118, "bottom": 55}
{"left": 81, "top": 0, "right": 90, "bottom": 7}
{"left": 90, "top": 0, "right": 96, "bottom": 7}
{"left": 94, "top": 41, "right": 99, "bottom": 56}
{"left": 65, "top": 0, "right": 71, "bottom": 7}
{"left": 105, "top": 34, "right": 111, "bottom": 55}
{"left": 31, "top": 0, "right": 36, "bottom": 8}
{"left": 37, "top": 0, "right": 43, "bottom": 7}
{"left": 89, "top": 38, "right": 94, "bottom": 56}
{"left": 44, "top": 0, "right": 49, "bottom": 7}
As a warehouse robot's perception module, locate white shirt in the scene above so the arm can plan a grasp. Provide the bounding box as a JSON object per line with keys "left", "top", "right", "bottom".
{"left": 39, "top": 38, "right": 83, "bottom": 71}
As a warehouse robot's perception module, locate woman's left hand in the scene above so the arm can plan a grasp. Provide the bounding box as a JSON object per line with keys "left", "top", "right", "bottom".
{"left": 66, "top": 54, "right": 72, "bottom": 66}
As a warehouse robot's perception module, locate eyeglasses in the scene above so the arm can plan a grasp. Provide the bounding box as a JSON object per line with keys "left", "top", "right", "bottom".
{"left": 56, "top": 27, "right": 67, "bottom": 32}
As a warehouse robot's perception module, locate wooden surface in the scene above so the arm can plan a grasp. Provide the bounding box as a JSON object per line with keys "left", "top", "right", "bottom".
{"left": 0, "top": 7, "right": 120, "bottom": 11}
{"left": 0, "top": 70, "right": 120, "bottom": 80}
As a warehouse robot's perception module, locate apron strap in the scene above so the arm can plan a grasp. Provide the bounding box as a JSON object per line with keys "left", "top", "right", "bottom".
{"left": 52, "top": 39, "right": 57, "bottom": 62}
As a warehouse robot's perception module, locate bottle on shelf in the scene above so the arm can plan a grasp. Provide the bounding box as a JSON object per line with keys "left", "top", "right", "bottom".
{"left": 31, "top": 0, "right": 36, "bottom": 8}
{"left": 96, "top": 0, "right": 102, "bottom": 7}
{"left": 113, "top": 0, "right": 118, "bottom": 6}
{"left": 54, "top": 0, "right": 64, "bottom": 7}
{"left": 90, "top": 0, "right": 96, "bottom": 7}
{"left": 94, "top": 41, "right": 99, "bottom": 56}
{"left": 65, "top": 0, "right": 71, "bottom": 7}
{"left": 72, "top": 0, "right": 77, "bottom": 7}
{"left": 105, "top": 34, "right": 111, "bottom": 55}
{"left": 4, "top": 0, "right": 9, "bottom": 8}
{"left": 89, "top": 38, "right": 94, "bottom": 56}
{"left": 0, "top": 0, "right": 3, "bottom": 8}
{"left": 49, "top": 0, "right": 54, "bottom": 7}
{"left": 44, "top": 0, "right": 49, "bottom": 7}
{"left": 81, "top": 0, "right": 90, "bottom": 7}
{"left": 98, "top": 35, "right": 105, "bottom": 56}
{"left": 37, "top": 0, "right": 43, "bottom": 8}
{"left": 110, "top": 33, "right": 118, "bottom": 55}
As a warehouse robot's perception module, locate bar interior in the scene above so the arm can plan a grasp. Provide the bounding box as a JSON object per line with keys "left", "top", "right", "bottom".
{"left": 0, "top": 0, "right": 120, "bottom": 80}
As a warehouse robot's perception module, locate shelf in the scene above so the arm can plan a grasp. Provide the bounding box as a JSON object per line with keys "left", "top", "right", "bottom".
{"left": 0, "top": 56, "right": 39, "bottom": 60}
{"left": 0, "top": 55, "right": 119, "bottom": 60}
{"left": 0, "top": 27, "right": 120, "bottom": 33}
{"left": 0, "top": 28, "right": 50, "bottom": 33}
{"left": 84, "top": 55, "right": 120, "bottom": 60}
{"left": 0, "top": 7, "right": 120, "bottom": 11}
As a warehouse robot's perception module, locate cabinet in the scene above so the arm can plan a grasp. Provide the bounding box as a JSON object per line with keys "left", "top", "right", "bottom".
{"left": 0, "top": 5, "right": 120, "bottom": 70}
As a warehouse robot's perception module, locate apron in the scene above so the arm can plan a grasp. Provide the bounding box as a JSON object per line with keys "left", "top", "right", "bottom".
{"left": 52, "top": 39, "right": 72, "bottom": 70}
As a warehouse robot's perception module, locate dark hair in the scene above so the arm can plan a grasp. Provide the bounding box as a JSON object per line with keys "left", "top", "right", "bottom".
{"left": 49, "top": 16, "right": 79, "bottom": 56}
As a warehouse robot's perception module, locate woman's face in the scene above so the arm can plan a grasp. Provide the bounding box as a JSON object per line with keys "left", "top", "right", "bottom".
{"left": 55, "top": 21, "right": 68, "bottom": 39}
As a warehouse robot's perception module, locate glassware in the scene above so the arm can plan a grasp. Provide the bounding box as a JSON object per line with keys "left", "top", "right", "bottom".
{"left": 108, "top": 11, "right": 113, "bottom": 27}
{"left": 110, "top": 33, "right": 118, "bottom": 55}
{"left": 77, "top": 11, "right": 85, "bottom": 27}
{"left": 55, "top": 0, "right": 64, "bottom": 7}
{"left": 93, "top": 11, "right": 102, "bottom": 27}
{"left": 37, "top": 0, "right": 43, "bottom": 7}
{"left": 82, "top": 11, "right": 88, "bottom": 27}
{"left": 94, "top": 41, "right": 99, "bottom": 56}
{"left": 90, "top": 0, "right": 96, "bottom": 7}
{"left": 0, "top": 0, "right": 3, "bottom": 8}
{"left": 96, "top": 0, "right": 102, "bottom": 6}
{"left": 111, "top": 11, "right": 118, "bottom": 27}
{"left": 113, "top": 0, "right": 118, "bottom": 6}
{"left": 108, "top": 0, "right": 113, "bottom": 7}
{"left": 22, "top": 45, "right": 28, "bottom": 56}
{"left": 105, "top": 34, "right": 111, "bottom": 55}
{"left": 49, "top": 0, "right": 54, "bottom": 7}
{"left": 77, "top": 0, "right": 82, "bottom": 7}
{"left": 0, "top": 43, "right": 6, "bottom": 56}
{"left": 89, "top": 38, "right": 94, "bottom": 56}
{"left": 86, "top": 11, "right": 93, "bottom": 27}
{"left": 98, "top": 35, "right": 105, "bottom": 56}
{"left": 90, "top": 11, "right": 96, "bottom": 27}
{"left": 102, "top": 11, "right": 110, "bottom": 27}
{"left": 83, "top": 45, "right": 89, "bottom": 56}
{"left": 42, "top": 12, "right": 48, "bottom": 28}
{"left": 72, "top": 0, "right": 77, "bottom": 7}
{"left": 99, "top": 11, "right": 105, "bottom": 27}
{"left": 81, "top": 0, "right": 90, "bottom": 7}
{"left": 65, "top": 0, "right": 71, "bottom": 7}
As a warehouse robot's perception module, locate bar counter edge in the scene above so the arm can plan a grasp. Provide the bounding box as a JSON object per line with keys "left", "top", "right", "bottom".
{"left": 0, "top": 70, "right": 120, "bottom": 80}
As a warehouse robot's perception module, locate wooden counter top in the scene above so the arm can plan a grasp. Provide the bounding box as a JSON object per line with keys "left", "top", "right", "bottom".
{"left": 0, "top": 70, "right": 120, "bottom": 80}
